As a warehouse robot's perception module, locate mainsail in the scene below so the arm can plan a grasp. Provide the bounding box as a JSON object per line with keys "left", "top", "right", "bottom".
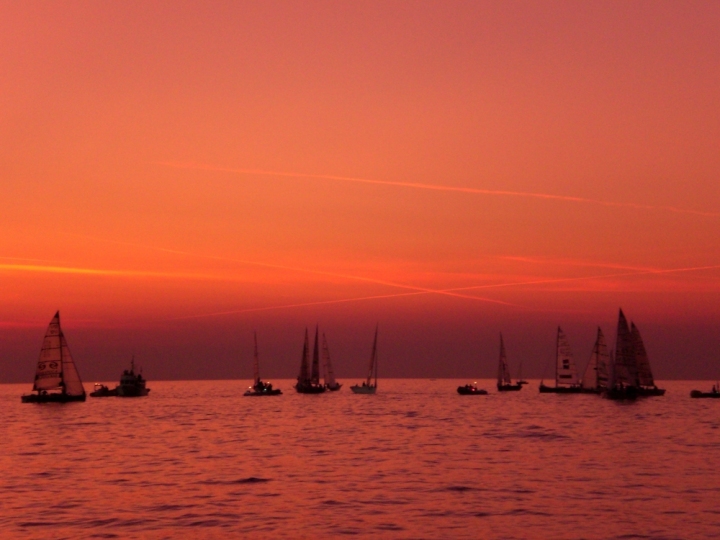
{"left": 298, "top": 328, "right": 310, "bottom": 383}
{"left": 33, "top": 312, "right": 85, "bottom": 397}
{"left": 311, "top": 326, "right": 321, "bottom": 385}
{"left": 497, "top": 334, "right": 512, "bottom": 385}
{"left": 555, "top": 327, "right": 579, "bottom": 386}
{"left": 582, "top": 327, "right": 609, "bottom": 390}
{"left": 321, "top": 333, "right": 337, "bottom": 387}
{"left": 613, "top": 309, "right": 638, "bottom": 387}
{"left": 631, "top": 322, "right": 655, "bottom": 387}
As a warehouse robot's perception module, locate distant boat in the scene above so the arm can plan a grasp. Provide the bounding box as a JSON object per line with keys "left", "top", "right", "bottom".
{"left": 457, "top": 382, "right": 488, "bottom": 395}
{"left": 90, "top": 383, "right": 117, "bottom": 397}
{"left": 690, "top": 384, "right": 720, "bottom": 399}
{"left": 295, "top": 327, "right": 326, "bottom": 393}
{"left": 497, "top": 334, "right": 522, "bottom": 391}
{"left": 116, "top": 356, "right": 150, "bottom": 397}
{"left": 516, "top": 360, "right": 529, "bottom": 386}
{"left": 539, "top": 327, "right": 582, "bottom": 394}
{"left": 603, "top": 309, "right": 638, "bottom": 400}
{"left": 321, "top": 333, "right": 342, "bottom": 391}
{"left": 351, "top": 326, "right": 378, "bottom": 394}
{"left": 580, "top": 327, "right": 610, "bottom": 394}
{"left": 21, "top": 311, "right": 86, "bottom": 403}
{"left": 630, "top": 322, "right": 665, "bottom": 396}
{"left": 244, "top": 332, "right": 281, "bottom": 396}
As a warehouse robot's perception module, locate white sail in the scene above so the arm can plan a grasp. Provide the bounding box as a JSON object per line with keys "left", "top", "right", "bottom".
{"left": 298, "top": 328, "right": 310, "bottom": 383}
{"left": 311, "top": 326, "right": 321, "bottom": 385}
{"left": 613, "top": 309, "right": 637, "bottom": 387}
{"left": 631, "top": 322, "right": 654, "bottom": 387}
{"left": 252, "top": 331, "right": 260, "bottom": 385}
{"left": 321, "top": 333, "right": 337, "bottom": 386}
{"left": 582, "top": 327, "right": 609, "bottom": 390}
{"left": 33, "top": 312, "right": 85, "bottom": 396}
{"left": 555, "top": 327, "right": 579, "bottom": 387}
{"left": 498, "top": 334, "right": 512, "bottom": 385}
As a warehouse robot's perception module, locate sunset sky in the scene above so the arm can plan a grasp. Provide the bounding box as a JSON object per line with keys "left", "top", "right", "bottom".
{"left": 1, "top": 1, "right": 719, "bottom": 382}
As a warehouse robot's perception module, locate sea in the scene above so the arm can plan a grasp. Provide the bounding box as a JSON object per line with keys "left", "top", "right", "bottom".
{"left": 1, "top": 379, "right": 719, "bottom": 539}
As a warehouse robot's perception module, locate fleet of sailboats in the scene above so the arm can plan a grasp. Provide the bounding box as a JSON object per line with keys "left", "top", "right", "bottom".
{"left": 18, "top": 310, "right": 698, "bottom": 402}
{"left": 350, "top": 326, "right": 379, "bottom": 394}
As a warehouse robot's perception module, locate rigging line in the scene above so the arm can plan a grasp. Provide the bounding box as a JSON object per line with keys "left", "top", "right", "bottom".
{"left": 155, "top": 161, "right": 720, "bottom": 218}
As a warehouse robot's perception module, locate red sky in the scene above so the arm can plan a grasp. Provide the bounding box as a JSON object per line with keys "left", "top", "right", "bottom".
{"left": 1, "top": 1, "right": 719, "bottom": 382}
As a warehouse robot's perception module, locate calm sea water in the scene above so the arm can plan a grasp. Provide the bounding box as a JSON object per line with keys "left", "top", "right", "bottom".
{"left": 1, "top": 379, "right": 719, "bottom": 539}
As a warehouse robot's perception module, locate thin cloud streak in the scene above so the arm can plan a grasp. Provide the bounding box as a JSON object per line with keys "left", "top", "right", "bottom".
{"left": 169, "top": 263, "right": 720, "bottom": 320}
{"left": 60, "top": 232, "right": 518, "bottom": 307}
{"left": 156, "top": 161, "right": 720, "bottom": 218}
{"left": 0, "top": 263, "right": 247, "bottom": 282}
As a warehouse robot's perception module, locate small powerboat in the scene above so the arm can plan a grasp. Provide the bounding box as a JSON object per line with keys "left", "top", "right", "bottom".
{"left": 457, "top": 383, "right": 488, "bottom": 395}
{"left": 89, "top": 383, "right": 118, "bottom": 397}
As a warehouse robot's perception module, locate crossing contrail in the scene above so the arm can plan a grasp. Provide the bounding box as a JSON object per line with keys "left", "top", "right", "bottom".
{"left": 155, "top": 161, "right": 720, "bottom": 218}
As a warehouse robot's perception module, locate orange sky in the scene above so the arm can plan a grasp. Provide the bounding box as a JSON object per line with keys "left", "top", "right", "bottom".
{"left": 1, "top": 1, "right": 719, "bottom": 381}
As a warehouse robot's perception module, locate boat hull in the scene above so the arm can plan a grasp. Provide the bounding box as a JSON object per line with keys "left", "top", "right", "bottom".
{"left": 90, "top": 386, "right": 118, "bottom": 397}
{"left": 539, "top": 384, "right": 582, "bottom": 394}
{"left": 497, "top": 384, "right": 522, "bottom": 392}
{"left": 350, "top": 385, "right": 376, "bottom": 394}
{"left": 117, "top": 386, "right": 150, "bottom": 397}
{"left": 690, "top": 390, "right": 720, "bottom": 399}
{"left": 603, "top": 386, "right": 638, "bottom": 400}
{"left": 244, "top": 389, "right": 282, "bottom": 396}
{"left": 325, "top": 383, "right": 342, "bottom": 391}
{"left": 457, "top": 386, "right": 488, "bottom": 395}
{"left": 295, "top": 382, "right": 326, "bottom": 394}
{"left": 637, "top": 386, "right": 666, "bottom": 397}
{"left": 579, "top": 387, "right": 603, "bottom": 394}
{"left": 21, "top": 393, "right": 86, "bottom": 403}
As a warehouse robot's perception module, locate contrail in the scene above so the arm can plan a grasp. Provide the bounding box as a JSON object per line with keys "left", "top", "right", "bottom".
{"left": 0, "top": 263, "right": 251, "bottom": 282}
{"left": 59, "top": 232, "right": 518, "bottom": 307}
{"left": 155, "top": 161, "right": 720, "bottom": 218}
{"left": 166, "top": 263, "right": 720, "bottom": 320}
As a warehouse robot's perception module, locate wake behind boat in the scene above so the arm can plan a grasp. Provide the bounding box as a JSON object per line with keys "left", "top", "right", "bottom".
{"left": 244, "top": 332, "right": 281, "bottom": 396}
{"left": 21, "top": 311, "right": 86, "bottom": 403}
{"left": 295, "top": 327, "right": 326, "bottom": 393}
{"left": 351, "top": 326, "right": 378, "bottom": 394}
{"left": 497, "top": 334, "right": 522, "bottom": 391}
{"left": 539, "top": 327, "right": 582, "bottom": 394}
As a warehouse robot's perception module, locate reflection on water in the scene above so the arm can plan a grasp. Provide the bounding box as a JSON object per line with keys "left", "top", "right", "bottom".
{"left": 1, "top": 380, "right": 719, "bottom": 538}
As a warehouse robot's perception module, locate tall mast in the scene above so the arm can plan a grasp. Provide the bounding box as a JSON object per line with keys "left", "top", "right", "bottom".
{"left": 253, "top": 331, "right": 260, "bottom": 385}
{"left": 311, "top": 325, "right": 320, "bottom": 384}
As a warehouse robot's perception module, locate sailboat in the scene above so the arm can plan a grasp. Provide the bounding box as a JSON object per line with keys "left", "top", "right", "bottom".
{"left": 321, "top": 333, "right": 342, "bottom": 391}
{"left": 690, "top": 383, "right": 720, "bottom": 398}
{"left": 244, "top": 332, "right": 281, "bottom": 396}
{"left": 631, "top": 322, "right": 665, "bottom": 396}
{"left": 516, "top": 360, "right": 529, "bottom": 386}
{"left": 351, "top": 326, "right": 378, "bottom": 394}
{"left": 496, "top": 333, "right": 522, "bottom": 391}
{"left": 603, "top": 309, "right": 638, "bottom": 400}
{"left": 580, "top": 327, "right": 610, "bottom": 394}
{"left": 21, "top": 311, "right": 87, "bottom": 403}
{"left": 539, "top": 327, "right": 582, "bottom": 393}
{"left": 295, "top": 327, "right": 326, "bottom": 393}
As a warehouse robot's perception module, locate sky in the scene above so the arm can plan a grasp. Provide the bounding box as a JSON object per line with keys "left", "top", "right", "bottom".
{"left": 1, "top": 1, "right": 719, "bottom": 383}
